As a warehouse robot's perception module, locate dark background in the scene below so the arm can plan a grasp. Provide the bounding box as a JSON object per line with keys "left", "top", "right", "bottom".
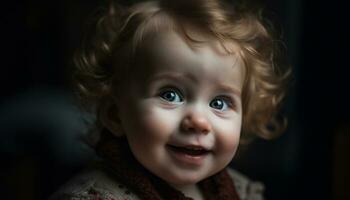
{"left": 1, "top": 0, "right": 349, "bottom": 199}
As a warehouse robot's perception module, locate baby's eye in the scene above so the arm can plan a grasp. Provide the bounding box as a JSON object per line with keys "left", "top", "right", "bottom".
{"left": 159, "top": 89, "right": 183, "bottom": 104}
{"left": 209, "top": 97, "right": 234, "bottom": 111}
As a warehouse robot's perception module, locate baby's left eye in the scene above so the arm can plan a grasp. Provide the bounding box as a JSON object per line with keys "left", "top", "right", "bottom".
{"left": 209, "top": 97, "right": 233, "bottom": 111}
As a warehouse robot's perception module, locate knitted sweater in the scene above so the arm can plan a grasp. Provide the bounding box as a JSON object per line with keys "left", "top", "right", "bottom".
{"left": 50, "top": 165, "right": 264, "bottom": 200}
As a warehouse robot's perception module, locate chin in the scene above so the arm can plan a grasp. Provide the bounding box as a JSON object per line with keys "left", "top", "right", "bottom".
{"left": 164, "top": 172, "right": 206, "bottom": 186}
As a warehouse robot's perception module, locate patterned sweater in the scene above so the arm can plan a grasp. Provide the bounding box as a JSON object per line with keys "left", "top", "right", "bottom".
{"left": 50, "top": 167, "right": 265, "bottom": 200}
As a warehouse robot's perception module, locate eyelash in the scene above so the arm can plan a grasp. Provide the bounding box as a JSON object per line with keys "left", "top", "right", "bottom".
{"left": 210, "top": 96, "right": 236, "bottom": 111}
{"left": 158, "top": 87, "right": 184, "bottom": 104}
{"left": 157, "top": 87, "right": 236, "bottom": 111}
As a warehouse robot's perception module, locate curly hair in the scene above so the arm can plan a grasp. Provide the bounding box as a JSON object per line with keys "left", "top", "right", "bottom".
{"left": 74, "top": 0, "right": 291, "bottom": 146}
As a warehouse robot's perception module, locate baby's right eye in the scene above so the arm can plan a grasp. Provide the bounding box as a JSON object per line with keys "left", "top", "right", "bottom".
{"left": 159, "top": 88, "right": 183, "bottom": 104}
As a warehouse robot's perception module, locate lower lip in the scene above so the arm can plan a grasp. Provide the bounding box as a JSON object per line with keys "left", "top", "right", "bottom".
{"left": 166, "top": 145, "right": 210, "bottom": 167}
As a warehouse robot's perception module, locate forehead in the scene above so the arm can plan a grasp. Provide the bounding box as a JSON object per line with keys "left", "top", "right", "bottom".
{"left": 139, "top": 26, "right": 241, "bottom": 59}
{"left": 133, "top": 30, "right": 245, "bottom": 90}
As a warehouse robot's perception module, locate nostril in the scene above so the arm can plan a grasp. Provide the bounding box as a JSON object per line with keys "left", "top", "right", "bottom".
{"left": 184, "top": 127, "right": 196, "bottom": 132}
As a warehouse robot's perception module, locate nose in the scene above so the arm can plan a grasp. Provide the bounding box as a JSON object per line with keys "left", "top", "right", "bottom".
{"left": 180, "top": 111, "right": 212, "bottom": 134}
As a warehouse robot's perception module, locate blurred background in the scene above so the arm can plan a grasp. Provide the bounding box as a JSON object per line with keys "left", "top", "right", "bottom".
{"left": 1, "top": 0, "right": 349, "bottom": 199}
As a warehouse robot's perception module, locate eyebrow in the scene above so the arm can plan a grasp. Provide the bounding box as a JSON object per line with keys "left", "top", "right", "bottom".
{"left": 217, "top": 84, "right": 242, "bottom": 98}
{"left": 147, "top": 72, "right": 198, "bottom": 84}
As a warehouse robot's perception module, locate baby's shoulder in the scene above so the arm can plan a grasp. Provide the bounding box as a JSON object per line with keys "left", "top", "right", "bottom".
{"left": 49, "top": 168, "right": 140, "bottom": 200}
{"left": 227, "top": 167, "right": 265, "bottom": 200}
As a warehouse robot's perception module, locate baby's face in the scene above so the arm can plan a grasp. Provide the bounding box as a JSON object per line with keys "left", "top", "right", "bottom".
{"left": 116, "top": 30, "right": 245, "bottom": 187}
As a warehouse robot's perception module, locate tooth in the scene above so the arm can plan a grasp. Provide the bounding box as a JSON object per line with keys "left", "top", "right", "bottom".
{"left": 186, "top": 147, "right": 203, "bottom": 151}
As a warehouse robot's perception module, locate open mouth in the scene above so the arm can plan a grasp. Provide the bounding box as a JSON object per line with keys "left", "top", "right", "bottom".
{"left": 166, "top": 144, "right": 211, "bottom": 156}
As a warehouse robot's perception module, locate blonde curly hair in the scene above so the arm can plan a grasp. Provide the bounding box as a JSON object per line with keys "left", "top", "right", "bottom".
{"left": 74, "top": 0, "right": 291, "bottom": 146}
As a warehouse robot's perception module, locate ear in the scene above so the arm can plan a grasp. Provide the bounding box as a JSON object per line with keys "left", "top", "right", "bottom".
{"left": 100, "top": 99, "right": 125, "bottom": 137}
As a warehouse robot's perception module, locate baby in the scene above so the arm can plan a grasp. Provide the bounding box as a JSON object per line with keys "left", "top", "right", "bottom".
{"left": 51, "top": 0, "right": 290, "bottom": 199}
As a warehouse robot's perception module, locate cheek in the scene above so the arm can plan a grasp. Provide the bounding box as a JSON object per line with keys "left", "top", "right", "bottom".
{"left": 124, "top": 101, "right": 181, "bottom": 142}
{"left": 213, "top": 115, "right": 242, "bottom": 155}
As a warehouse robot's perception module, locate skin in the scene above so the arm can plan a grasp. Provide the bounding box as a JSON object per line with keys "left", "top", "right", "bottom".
{"left": 113, "top": 30, "right": 245, "bottom": 199}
